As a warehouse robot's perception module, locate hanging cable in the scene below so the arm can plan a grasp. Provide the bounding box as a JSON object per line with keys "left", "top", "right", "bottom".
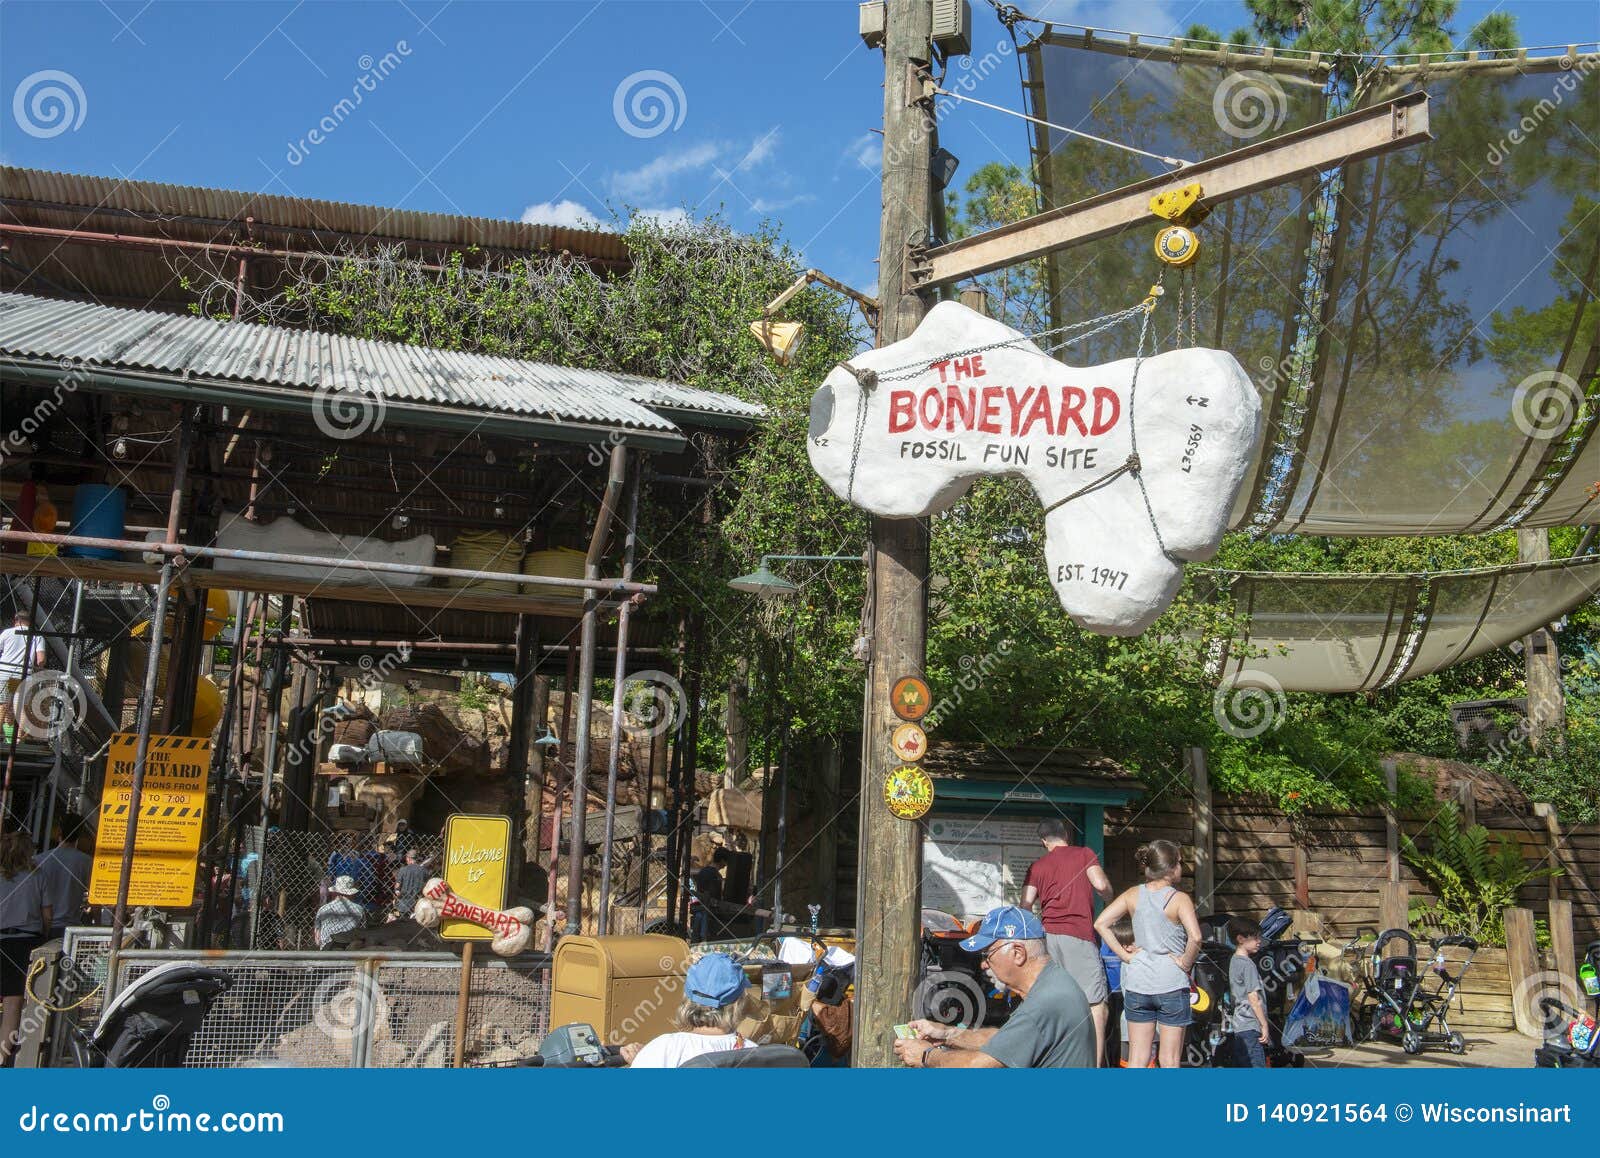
{"left": 931, "top": 85, "right": 1191, "bottom": 169}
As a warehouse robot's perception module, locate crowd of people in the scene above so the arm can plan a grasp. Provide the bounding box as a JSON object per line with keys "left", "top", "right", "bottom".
{"left": 311, "top": 826, "right": 437, "bottom": 947}
{"left": 630, "top": 820, "right": 1269, "bottom": 1071}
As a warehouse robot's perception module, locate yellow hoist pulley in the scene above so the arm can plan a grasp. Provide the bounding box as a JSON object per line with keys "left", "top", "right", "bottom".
{"left": 1149, "top": 181, "right": 1208, "bottom": 269}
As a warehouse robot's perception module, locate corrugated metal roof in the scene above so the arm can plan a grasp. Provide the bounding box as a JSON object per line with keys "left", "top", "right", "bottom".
{"left": 604, "top": 373, "right": 765, "bottom": 423}
{"left": 1, "top": 165, "right": 631, "bottom": 263}
{"left": 0, "top": 292, "right": 760, "bottom": 438}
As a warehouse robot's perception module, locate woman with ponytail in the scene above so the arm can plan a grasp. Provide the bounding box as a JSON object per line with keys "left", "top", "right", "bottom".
{"left": 1094, "top": 838, "right": 1201, "bottom": 1067}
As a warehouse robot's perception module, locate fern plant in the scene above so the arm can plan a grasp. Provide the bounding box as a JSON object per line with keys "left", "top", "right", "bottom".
{"left": 1400, "top": 804, "right": 1558, "bottom": 946}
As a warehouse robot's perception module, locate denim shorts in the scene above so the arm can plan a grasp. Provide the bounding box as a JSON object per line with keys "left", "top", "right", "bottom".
{"left": 1124, "top": 988, "right": 1192, "bottom": 1028}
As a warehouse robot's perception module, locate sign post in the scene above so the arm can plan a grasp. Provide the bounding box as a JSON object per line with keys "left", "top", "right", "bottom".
{"left": 852, "top": 0, "right": 937, "bottom": 1069}
{"left": 88, "top": 733, "right": 211, "bottom": 909}
{"left": 438, "top": 813, "right": 511, "bottom": 1067}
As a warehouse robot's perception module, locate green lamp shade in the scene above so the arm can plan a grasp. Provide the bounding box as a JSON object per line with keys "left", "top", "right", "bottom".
{"left": 728, "top": 563, "right": 799, "bottom": 597}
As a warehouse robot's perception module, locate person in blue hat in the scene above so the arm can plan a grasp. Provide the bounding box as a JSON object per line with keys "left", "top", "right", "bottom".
{"left": 894, "top": 904, "right": 1095, "bottom": 1068}
{"left": 623, "top": 952, "right": 756, "bottom": 1068}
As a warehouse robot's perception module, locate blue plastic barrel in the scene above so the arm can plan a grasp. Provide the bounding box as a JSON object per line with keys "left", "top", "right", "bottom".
{"left": 66, "top": 484, "right": 126, "bottom": 558}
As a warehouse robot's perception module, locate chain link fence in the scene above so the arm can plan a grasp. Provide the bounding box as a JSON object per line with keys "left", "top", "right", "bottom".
{"left": 252, "top": 828, "right": 444, "bottom": 949}
{"left": 41, "top": 945, "right": 550, "bottom": 1068}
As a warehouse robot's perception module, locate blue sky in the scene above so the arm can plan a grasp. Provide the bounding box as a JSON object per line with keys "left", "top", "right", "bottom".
{"left": 3, "top": 0, "right": 1595, "bottom": 298}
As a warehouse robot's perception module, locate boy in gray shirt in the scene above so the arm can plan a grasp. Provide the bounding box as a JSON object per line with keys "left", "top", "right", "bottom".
{"left": 1227, "top": 916, "right": 1270, "bottom": 1066}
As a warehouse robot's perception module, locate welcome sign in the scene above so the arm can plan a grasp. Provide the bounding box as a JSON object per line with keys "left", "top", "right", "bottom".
{"left": 807, "top": 302, "right": 1261, "bottom": 634}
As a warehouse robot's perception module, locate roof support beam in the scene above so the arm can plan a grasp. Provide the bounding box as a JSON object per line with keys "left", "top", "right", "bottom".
{"left": 911, "top": 91, "right": 1431, "bottom": 290}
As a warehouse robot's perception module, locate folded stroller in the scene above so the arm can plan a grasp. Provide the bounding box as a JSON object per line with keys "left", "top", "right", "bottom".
{"left": 74, "top": 961, "right": 233, "bottom": 1068}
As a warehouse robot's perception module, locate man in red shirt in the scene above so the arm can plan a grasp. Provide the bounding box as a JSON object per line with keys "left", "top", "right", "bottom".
{"left": 1020, "top": 817, "right": 1114, "bottom": 1065}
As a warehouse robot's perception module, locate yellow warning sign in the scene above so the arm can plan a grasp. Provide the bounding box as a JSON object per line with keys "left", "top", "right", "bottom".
{"left": 87, "top": 850, "right": 200, "bottom": 908}
{"left": 88, "top": 733, "right": 211, "bottom": 908}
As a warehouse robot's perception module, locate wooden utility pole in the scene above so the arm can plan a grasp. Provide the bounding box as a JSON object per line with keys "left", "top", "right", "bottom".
{"left": 1517, "top": 528, "right": 1566, "bottom": 749}
{"left": 854, "top": 0, "right": 935, "bottom": 1069}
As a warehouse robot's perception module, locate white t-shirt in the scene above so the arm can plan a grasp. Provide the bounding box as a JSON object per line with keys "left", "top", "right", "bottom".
{"left": 629, "top": 1031, "right": 752, "bottom": 1069}
{"left": 0, "top": 626, "right": 44, "bottom": 679}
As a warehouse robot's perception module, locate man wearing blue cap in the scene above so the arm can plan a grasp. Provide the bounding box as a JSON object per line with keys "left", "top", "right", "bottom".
{"left": 624, "top": 952, "right": 755, "bottom": 1068}
{"left": 893, "top": 905, "right": 1095, "bottom": 1068}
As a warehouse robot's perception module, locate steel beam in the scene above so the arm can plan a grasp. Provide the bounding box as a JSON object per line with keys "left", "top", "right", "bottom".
{"left": 912, "top": 91, "right": 1431, "bottom": 290}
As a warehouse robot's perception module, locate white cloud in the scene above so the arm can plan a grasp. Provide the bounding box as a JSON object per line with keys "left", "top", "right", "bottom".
{"left": 738, "top": 127, "right": 781, "bottom": 168}
{"left": 750, "top": 193, "right": 816, "bottom": 214}
{"left": 609, "top": 130, "right": 781, "bottom": 202}
{"left": 520, "top": 200, "right": 603, "bottom": 229}
{"left": 631, "top": 207, "right": 693, "bottom": 230}
{"left": 610, "top": 141, "right": 722, "bottom": 200}
{"left": 842, "top": 132, "right": 880, "bottom": 172}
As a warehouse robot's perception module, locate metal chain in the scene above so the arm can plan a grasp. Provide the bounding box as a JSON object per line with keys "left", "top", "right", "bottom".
{"left": 1125, "top": 302, "right": 1180, "bottom": 563}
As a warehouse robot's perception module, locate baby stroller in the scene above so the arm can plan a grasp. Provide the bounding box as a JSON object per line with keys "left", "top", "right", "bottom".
{"left": 1359, "top": 928, "right": 1474, "bottom": 1055}
{"left": 1533, "top": 939, "right": 1600, "bottom": 1068}
{"left": 73, "top": 961, "right": 233, "bottom": 1068}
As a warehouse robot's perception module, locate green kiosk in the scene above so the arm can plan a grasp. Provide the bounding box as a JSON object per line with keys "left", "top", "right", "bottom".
{"left": 919, "top": 744, "right": 1145, "bottom": 922}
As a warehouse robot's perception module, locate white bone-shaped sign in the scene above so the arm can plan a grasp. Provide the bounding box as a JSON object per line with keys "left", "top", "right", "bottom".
{"left": 806, "top": 302, "right": 1261, "bottom": 635}
{"left": 413, "top": 877, "right": 535, "bottom": 956}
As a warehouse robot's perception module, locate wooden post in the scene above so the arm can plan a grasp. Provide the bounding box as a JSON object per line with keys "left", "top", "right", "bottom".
{"left": 1381, "top": 758, "right": 1399, "bottom": 883}
{"left": 1504, "top": 905, "right": 1541, "bottom": 1037}
{"left": 853, "top": 0, "right": 935, "bottom": 1070}
{"left": 1517, "top": 528, "right": 1566, "bottom": 749}
{"left": 1379, "top": 882, "right": 1408, "bottom": 937}
{"left": 1550, "top": 898, "right": 1576, "bottom": 989}
{"left": 1187, "top": 747, "right": 1214, "bottom": 915}
{"left": 1292, "top": 840, "right": 1310, "bottom": 910}
{"left": 1453, "top": 779, "right": 1476, "bottom": 828}
{"left": 452, "top": 941, "right": 475, "bottom": 1067}
{"left": 1533, "top": 802, "right": 1562, "bottom": 903}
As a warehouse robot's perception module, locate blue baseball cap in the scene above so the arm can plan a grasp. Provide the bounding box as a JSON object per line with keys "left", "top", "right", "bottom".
{"left": 960, "top": 905, "right": 1045, "bottom": 952}
{"left": 684, "top": 952, "right": 749, "bottom": 1008}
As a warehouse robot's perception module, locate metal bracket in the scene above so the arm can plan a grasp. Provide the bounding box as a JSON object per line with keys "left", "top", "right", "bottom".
{"left": 903, "top": 235, "right": 932, "bottom": 297}
{"left": 906, "top": 60, "right": 936, "bottom": 108}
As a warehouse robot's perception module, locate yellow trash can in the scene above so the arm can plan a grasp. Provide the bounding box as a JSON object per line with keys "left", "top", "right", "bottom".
{"left": 550, "top": 934, "right": 689, "bottom": 1046}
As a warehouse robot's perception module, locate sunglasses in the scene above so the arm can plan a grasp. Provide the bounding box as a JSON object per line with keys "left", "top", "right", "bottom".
{"left": 980, "top": 942, "right": 1017, "bottom": 966}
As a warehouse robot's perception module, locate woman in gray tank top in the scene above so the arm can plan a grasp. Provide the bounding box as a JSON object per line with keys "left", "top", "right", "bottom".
{"left": 1094, "top": 839, "right": 1202, "bottom": 1068}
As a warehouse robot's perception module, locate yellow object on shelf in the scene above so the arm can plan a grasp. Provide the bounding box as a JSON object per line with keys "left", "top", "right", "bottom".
{"left": 446, "top": 530, "right": 524, "bottom": 593}
{"left": 521, "top": 546, "right": 586, "bottom": 599}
